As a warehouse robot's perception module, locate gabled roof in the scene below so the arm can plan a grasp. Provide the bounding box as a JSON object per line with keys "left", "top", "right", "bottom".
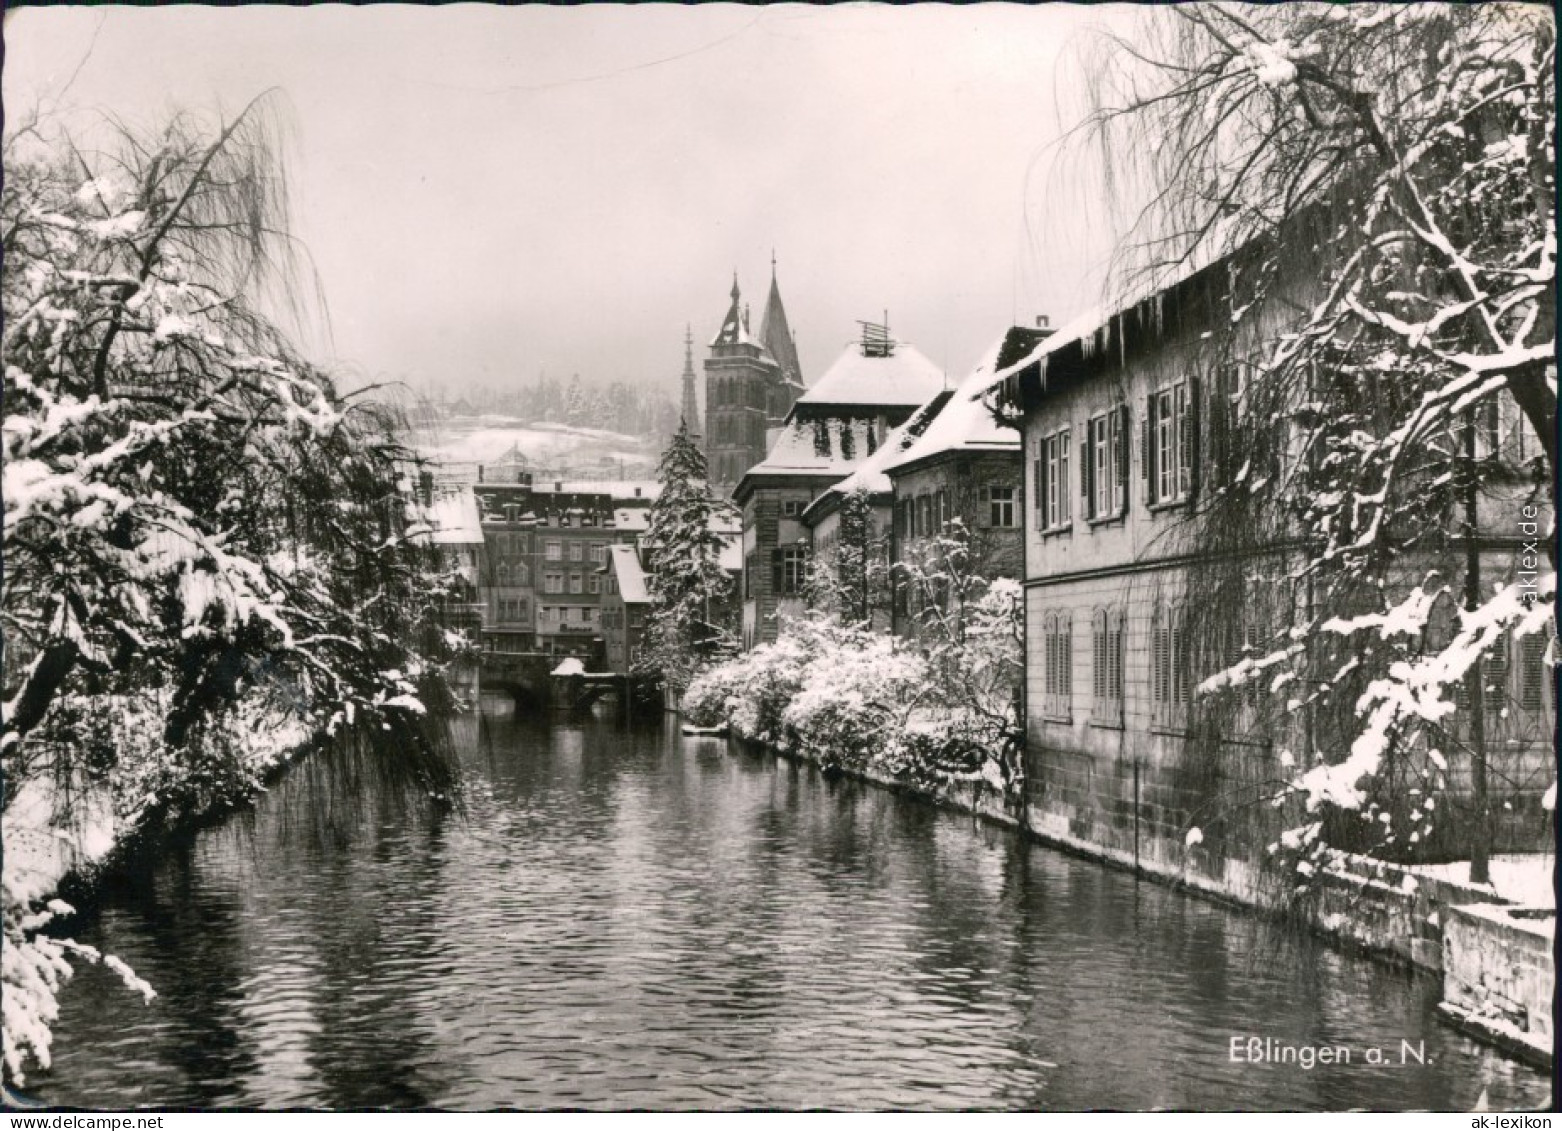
{"left": 607, "top": 544, "right": 650, "bottom": 604}
{"left": 796, "top": 339, "right": 946, "bottom": 410}
{"left": 881, "top": 334, "right": 1022, "bottom": 475}
{"left": 758, "top": 270, "right": 803, "bottom": 386}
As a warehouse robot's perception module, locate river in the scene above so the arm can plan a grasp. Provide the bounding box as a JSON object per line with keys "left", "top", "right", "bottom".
{"left": 33, "top": 707, "right": 1551, "bottom": 1110}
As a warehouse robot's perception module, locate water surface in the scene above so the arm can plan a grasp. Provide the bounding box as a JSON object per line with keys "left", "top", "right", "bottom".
{"left": 36, "top": 708, "right": 1551, "bottom": 1110}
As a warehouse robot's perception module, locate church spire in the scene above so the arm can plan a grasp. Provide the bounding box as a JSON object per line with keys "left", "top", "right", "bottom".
{"left": 712, "top": 272, "right": 748, "bottom": 347}
{"left": 680, "top": 323, "right": 701, "bottom": 438}
{"left": 758, "top": 256, "right": 803, "bottom": 387}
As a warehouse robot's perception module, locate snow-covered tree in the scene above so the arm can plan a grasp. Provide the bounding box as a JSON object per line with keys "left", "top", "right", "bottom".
{"left": 635, "top": 421, "right": 735, "bottom": 697}
{"left": 562, "top": 373, "right": 587, "bottom": 426}
{"left": 896, "top": 524, "right": 1025, "bottom": 798}
{"left": 804, "top": 487, "right": 893, "bottom": 627}
{"left": 1073, "top": 3, "right": 1556, "bottom": 881}
{"left": 2, "top": 96, "right": 460, "bottom": 1082}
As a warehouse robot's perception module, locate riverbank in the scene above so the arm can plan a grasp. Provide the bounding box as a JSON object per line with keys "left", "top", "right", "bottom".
{"left": 722, "top": 728, "right": 1555, "bottom": 1071}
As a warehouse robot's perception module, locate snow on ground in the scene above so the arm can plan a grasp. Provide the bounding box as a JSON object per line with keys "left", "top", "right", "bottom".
{"left": 1412, "top": 854, "right": 1556, "bottom": 907}
{"left": 423, "top": 426, "right": 647, "bottom": 466}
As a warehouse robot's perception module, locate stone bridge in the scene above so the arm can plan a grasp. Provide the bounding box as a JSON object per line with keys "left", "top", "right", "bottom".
{"left": 477, "top": 652, "right": 652, "bottom": 713}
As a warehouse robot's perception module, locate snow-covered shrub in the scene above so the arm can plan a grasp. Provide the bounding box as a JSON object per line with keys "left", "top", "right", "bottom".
{"left": 782, "top": 631, "right": 927, "bottom": 771}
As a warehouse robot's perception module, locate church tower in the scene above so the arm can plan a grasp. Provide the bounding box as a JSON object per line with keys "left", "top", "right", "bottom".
{"left": 679, "top": 324, "right": 702, "bottom": 438}
{"left": 703, "top": 264, "right": 804, "bottom": 498}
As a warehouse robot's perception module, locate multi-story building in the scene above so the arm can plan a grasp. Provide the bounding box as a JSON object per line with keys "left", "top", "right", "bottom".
{"left": 472, "top": 475, "right": 657, "bottom": 662}
{"left": 881, "top": 324, "right": 1051, "bottom": 635}
{"left": 410, "top": 472, "right": 485, "bottom": 643}
{"left": 990, "top": 253, "right": 1553, "bottom": 896}
{"left": 732, "top": 322, "right": 947, "bottom": 648}
{"left": 601, "top": 544, "right": 650, "bottom": 673}
{"left": 704, "top": 268, "right": 806, "bottom": 497}
{"left": 798, "top": 391, "right": 953, "bottom": 632}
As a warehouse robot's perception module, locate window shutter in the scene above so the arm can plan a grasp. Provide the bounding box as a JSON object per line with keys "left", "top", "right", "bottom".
{"left": 1060, "top": 432, "right": 1071, "bottom": 523}
{"left": 771, "top": 548, "right": 783, "bottom": 592}
{"left": 1080, "top": 432, "right": 1091, "bottom": 513}
{"left": 1116, "top": 404, "right": 1131, "bottom": 515}
{"left": 1037, "top": 441, "right": 1049, "bottom": 528}
{"left": 1093, "top": 611, "right": 1106, "bottom": 705}
{"left": 1143, "top": 397, "right": 1156, "bottom": 505}
{"left": 1186, "top": 376, "right": 1202, "bottom": 500}
{"left": 1519, "top": 635, "right": 1548, "bottom": 711}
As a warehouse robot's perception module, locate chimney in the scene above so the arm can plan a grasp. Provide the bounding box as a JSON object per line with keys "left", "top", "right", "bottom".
{"left": 477, "top": 465, "right": 484, "bottom": 483}
{"left": 634, "top": 486, "right": 642, "bottom": 498}
{"left": 555, "top": 480, "right": 564, "bottom": 492}
{"left": 1036, "top": 314, "right": 1050, "bottom": 329}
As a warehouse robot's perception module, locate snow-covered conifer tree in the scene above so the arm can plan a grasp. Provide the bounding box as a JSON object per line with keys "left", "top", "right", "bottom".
{"left": 636, "top": 420, "right": 735, "bottom": 696}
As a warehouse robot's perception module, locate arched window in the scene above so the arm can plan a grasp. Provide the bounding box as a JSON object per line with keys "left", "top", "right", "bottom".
{"left": 1092, "top": 607, "right": 1124, "bottom": 726}
{"left": 496, "top": 563, "right": 510, "bottom": 585}
{"left": 1151, "top": 602, "right": 1187, "bottom": 729}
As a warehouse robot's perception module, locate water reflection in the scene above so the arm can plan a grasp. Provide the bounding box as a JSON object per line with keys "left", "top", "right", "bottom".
{"left": 37, "top": 706, "right": 1550, "bottom": 1111}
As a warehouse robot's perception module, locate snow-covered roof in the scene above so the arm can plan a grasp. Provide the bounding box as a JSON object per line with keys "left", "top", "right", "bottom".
{"left": 531, "top": 480, "right": 660, "bottom": 501}
{"left": 882, "top": 336, "right": 1019, "bottom": 473}
{"left": 427, "top": 486, "right": 484, "bottom": 545}
{"left": 808, "top": 390, "right": 955, "bottom": 508}
{"left": 982, "top": 245, "right": 1232, "bottom": 395}
{"left": 741, "top": 416, "right": 884, "bottom": 479}
{"left": 796, "top": 341, "right": 946, "bottom": 409}
{"left": 607, "top": 544, "right": 650, "bottom": 604}
{"left": 613, "top": 507, "right": 651, "bottom": 532}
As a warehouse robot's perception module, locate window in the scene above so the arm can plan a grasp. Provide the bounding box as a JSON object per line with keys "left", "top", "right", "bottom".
{"left": 589, "top": 544, "right": 607, "bottom": 564}
{"left": 987, "top": 485, "right": 1017, "bottom": 529}
{"left": 560, "top": 513, "right": 572, "bottom": 528}
{"left": 545, "top": 540, "right": 562, "bottom": 561}
{"left": 1042, "top": 611, "right": 1072, "bottom": 720}
{"left": 496, "top": 564, "right": 510, "bottom": 585}
{"left": 544, "top": 573, "right": 562, "bottom": 594}
{"left": 504, "top": 504, "right": 519, "bottom": 523}
{"left": 917, "top": 495, "right": 932, "bottom": 537}
{"left": 1152, "top": 603, "right": 1189, "bottom": 729}
{"left": 607, "top": 575, "right": 619, "bottom": 596}
{"left": 1144, "top": 380, "right": 1199, "bottom": 506}
{"left": 514, "top": 563, "right": 529, "bottom": 586}
{"left": 581, "top": 513, "right": 597, "bottom": 528}
{"left": 1091, "top": 608, "right": 1124, "bottom": 725}
{"left": 569, "top": 572, "right": 583, "bottom": 594}
{"left": 587, "top": 574, "right": 600, "bottom": 595}
{"left": 774, "top": 545, "right": 808, "bottom": 596}
{"left": 1484, "top": 636, "right": 1510, "bottom": 717}
{"left": 1084, "top": 407, "right": 1130, "bottom": 521}
{"left": 782, "top": 498, "right": 803, "bottom": 518}
{"left": 898, "top": 499, "right": 914, "bottom": 539}
{"left": 1035, "top": 429, "right": 1071, "bottom": 530}
{"left": 569, "top": 541, "right": 583, "bottom": 562}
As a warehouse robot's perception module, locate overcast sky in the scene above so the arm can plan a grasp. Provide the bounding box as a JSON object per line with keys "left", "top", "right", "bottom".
{"left": 4, "top": 4, "right": 1129, "bottom": 395}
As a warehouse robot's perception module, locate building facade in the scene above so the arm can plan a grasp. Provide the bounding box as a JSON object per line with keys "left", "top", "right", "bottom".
{"left": 473, "top": 475, "right": 657, "bottom": 663}
{"left": 600, "top": 543, "right": 651, "bottom": 674}
{"left": 992, "top": 254, "right": 1553, "bottom": 899}
{"left": 733, "top": 324, "right": 947, "bottom": 648}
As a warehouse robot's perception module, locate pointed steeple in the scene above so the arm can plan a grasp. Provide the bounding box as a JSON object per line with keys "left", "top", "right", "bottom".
{"left": 680, "top": 323, "right": 702, "bottom": 437}
{"left": 758, "top": 254, "right": 804, "bottom": 387}
{"left": 712, "top": 272, "right": 750, "bottom": 347}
